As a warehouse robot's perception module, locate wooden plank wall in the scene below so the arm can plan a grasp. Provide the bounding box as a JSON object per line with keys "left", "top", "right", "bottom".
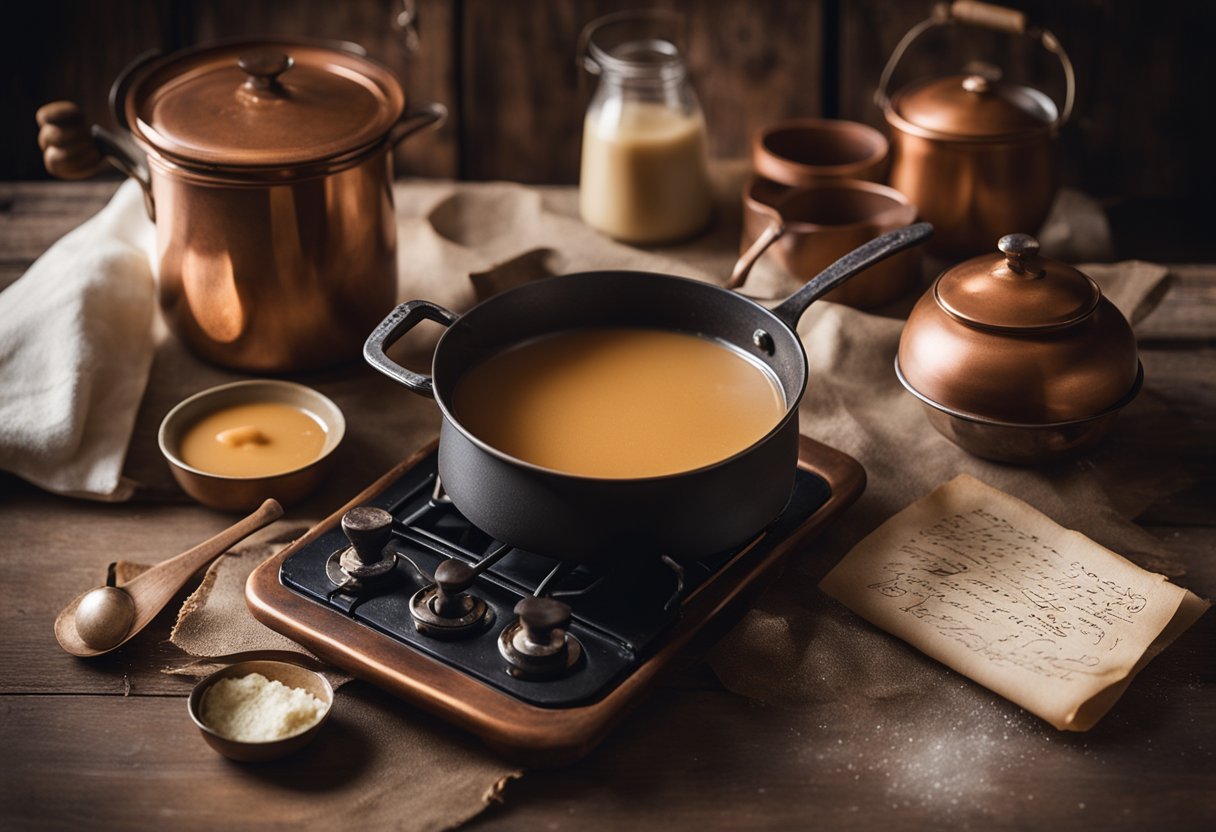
{"left": 5, "top": 0, "right": 1213, "bottom": 201}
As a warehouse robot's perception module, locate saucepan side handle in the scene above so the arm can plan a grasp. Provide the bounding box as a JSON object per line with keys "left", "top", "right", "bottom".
{"left": 363, "top": 300, "right": 459, "bottom": 399}
{"left": 771, "top": 222, "right": 933, "bottom": 331}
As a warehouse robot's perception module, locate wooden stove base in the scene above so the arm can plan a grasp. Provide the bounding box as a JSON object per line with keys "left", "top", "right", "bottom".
{"left": 246, "top": 435, "right": 865, "bottom": 766}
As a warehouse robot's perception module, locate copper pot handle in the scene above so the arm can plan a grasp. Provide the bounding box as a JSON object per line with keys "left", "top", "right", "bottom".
{"left": 387, "top": 102, "right": 449, "bottom": 148}
{"left": 35, "top": 101, "right": 155, "bottom": 221}
{"left": 874, "top": 1, "right": 1075, "bottom": 129}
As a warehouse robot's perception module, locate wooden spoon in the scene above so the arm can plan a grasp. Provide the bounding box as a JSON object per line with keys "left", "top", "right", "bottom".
{"left": 54, "top": 499, "right": 284, "bottom": 657}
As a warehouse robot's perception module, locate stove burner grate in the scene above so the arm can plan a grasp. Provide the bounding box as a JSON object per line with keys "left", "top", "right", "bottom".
{"left": 277, "top": 447, "right": 834, "bottom": 708}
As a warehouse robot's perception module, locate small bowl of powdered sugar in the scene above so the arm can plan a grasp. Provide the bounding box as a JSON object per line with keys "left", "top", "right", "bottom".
{"left": 188, "top": 659, "right": 334, "bottom": 762}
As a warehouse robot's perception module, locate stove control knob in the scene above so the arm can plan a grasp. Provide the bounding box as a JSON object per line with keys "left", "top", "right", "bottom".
{"left": 432, "top": 559, "right": 477, "bottom": 618}
{"left": 516, "top": 597, "right": 571, "bottom": 651}
{"left": 338, "top": 507, "right": 396, "bottom": 580}
{"left": 499, "top": 596, "right": 583, "bottom": 679}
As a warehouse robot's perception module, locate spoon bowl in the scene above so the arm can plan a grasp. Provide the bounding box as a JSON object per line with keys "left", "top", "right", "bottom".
{"left": 73, "top": 585, "right": 136, "bottom": 650}
{"left": 54, "top": 499, "right": 284, "bottom": 657}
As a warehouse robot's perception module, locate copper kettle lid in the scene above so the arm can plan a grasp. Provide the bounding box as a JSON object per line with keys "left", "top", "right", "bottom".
{"left": 892, "top": 73, "right": 1056, "bottom": 139}
{"left": 935, "top": 234, "right": 1101, "bottom": 330}
{"left": 125, "top": 40, "right": 405, "bottom": 168}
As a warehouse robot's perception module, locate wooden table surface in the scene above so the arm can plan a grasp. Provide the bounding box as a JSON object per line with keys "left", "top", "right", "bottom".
{"left": 1, "top": 181, "right": 1213, "bottom": 831}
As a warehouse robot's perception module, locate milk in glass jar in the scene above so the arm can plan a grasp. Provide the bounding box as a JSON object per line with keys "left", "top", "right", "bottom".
{"left": 578, "top": 11, "right": 713, "bottom": 244}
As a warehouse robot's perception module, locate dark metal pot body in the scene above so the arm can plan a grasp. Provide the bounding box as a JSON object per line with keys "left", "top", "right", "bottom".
{"left": 366, "top": 225, "right": 932, "bottom": 565}
{"left": 428, "top": 273, "right": 804, "bottom": 565}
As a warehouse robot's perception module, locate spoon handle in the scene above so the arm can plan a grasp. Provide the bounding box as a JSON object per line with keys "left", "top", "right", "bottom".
{"left": 121, "top": 499, "right": 285, "bottom": 594}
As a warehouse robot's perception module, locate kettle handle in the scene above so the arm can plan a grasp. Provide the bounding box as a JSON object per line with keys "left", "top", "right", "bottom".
{"left": 874, "top": 1, "right": 1075, "bottom": 129}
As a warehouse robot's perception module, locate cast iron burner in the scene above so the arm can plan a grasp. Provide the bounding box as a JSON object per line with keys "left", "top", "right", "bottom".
{"left": 247, "top": 437, "right": 864, "bottom": 764}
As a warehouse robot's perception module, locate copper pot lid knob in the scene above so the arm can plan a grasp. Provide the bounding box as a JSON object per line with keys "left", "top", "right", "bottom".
{"left": 238, "top": 50, "right": 294, "bottom": 94}
{"left": 998, "top": 232, "right": 1044, "bottom": 277}
{"left": 934, "top": 233, "right": 1101, "bottom": 331}
{"left": 961, "top": 74, "right": 991, "bottom": 94}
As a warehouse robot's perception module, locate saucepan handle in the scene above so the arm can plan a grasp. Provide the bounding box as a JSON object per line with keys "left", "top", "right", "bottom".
{"left": 771, "top": 222, "right": 933, "bottom": 331}
{"left": 364, "top": 300, "right": 460, "bottom": 399}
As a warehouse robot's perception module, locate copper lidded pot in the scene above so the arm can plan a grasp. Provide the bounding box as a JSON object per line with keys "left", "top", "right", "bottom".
{"left": 896, "top": 234, "right": 1142, "bottom": 464}
{"left": 876, "top": 1, "right": 1075, "bottom": 256}
{"left": 36, "top": 39, "right": 445, "bottom": 372}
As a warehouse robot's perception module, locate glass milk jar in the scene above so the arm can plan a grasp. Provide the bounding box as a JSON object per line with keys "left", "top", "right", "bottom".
{"left": 578, "top": 12, "right": 713, "bottom": 244}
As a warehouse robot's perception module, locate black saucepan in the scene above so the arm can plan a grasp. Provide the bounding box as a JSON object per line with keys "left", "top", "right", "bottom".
{"left": 365, "top": 223, "right": 932, "bottom": 565}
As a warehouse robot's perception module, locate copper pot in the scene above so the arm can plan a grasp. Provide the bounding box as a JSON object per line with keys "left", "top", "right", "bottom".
{"left": 36, "top": 39, "right": 446, "bottom": 372}
{"left": 896, "top": 233, "right": 1142, "bottom": 464}
{"left": 876, "top": 1, "right": 1075, "bottom": 257}
{"left": 733, "top": 177, "right": 921, "bottom": 309}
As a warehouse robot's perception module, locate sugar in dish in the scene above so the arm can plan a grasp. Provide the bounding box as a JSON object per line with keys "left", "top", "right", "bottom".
{"left": 200, "top": 671, "right": 328, "bottom": 742}
{"left": 189, "top": 660, "right": 334, "bottom": 761}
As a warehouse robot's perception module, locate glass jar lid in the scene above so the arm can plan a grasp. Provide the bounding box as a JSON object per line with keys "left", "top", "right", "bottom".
{"left": 125, "top": 40, "right": 405, "bottom": 169}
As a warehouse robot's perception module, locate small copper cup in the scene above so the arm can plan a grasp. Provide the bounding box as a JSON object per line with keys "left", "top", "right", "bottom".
{"left": 753, "top": 118, "right": 889, "bottom": 188}
{"left": 735, "top": 177, "right": 921, "bottom": 308}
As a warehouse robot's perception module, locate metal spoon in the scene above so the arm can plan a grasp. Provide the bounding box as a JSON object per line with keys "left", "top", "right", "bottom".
{"left": 54, "top": 499, "right": 284, "bottom": 657}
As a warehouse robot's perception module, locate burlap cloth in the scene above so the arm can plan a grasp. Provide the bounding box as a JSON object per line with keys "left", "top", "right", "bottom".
{"left": 117, "top": 168, "right": 1178, "bottom": 829}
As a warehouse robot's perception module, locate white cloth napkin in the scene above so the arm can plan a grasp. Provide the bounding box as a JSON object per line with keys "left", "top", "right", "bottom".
{"left": 0, "top": 180, "right": 156, "bottom": 501}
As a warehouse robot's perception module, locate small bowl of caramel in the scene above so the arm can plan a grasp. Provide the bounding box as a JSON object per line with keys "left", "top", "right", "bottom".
{"left": 159, "top": 380, "right": 345, "bottom": 511}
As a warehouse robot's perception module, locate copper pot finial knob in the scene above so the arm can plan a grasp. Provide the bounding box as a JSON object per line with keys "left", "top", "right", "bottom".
{"left": 998, "top": 233, "right": 1042, "bottom": 276}
{"left": 962, "top": 74, "right": 991, "bottom": 94}
{"left": 238, "top": 50, "right": 293, "bottom": 92}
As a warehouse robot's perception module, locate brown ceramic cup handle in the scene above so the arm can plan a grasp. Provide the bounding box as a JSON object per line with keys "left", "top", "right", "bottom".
{"left": 950, "top": 1, "right": 1026, "bottom": 34}
{"left": 725, "top": 221, "right": 785, "bottom": 291}
{"left": 387, "top": 102, "right": 449, "bottom": 148}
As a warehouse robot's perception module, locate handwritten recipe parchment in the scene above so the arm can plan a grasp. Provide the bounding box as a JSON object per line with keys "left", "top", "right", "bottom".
{"left": 820, "top": 475, "right": 1208, "bottom": 730}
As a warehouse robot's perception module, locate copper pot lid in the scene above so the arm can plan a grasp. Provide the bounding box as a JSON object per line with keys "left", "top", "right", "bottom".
{"left": 935, "top": 234, "right": 1101, "bottom": 330}
{"left": 125, "top": 40, "right": 405, "bottom": 168}
{"left": 891, "top": 74, "right": 1056, "bottom": 140}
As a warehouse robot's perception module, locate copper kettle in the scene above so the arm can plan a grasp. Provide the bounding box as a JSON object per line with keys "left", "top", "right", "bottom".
{"left": 876, "top": 1, "right": 1075, "bottom": 256}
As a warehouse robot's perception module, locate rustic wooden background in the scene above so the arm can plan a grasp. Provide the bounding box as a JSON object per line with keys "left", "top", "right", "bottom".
{"left": 5, "top": 1, "right": 1213, "bottom": 254}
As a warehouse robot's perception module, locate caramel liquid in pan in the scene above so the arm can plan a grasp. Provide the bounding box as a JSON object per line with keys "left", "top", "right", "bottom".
{"left": 180, "top": 402, "right": 327, "bottom": 477}
{"left": 452, "top": 328, "right": 787, "bottom": 478}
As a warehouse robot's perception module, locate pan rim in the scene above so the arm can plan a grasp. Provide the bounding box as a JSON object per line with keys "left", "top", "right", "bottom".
{"left": 429, "top": 270, "right": 810, "bottom": 484}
